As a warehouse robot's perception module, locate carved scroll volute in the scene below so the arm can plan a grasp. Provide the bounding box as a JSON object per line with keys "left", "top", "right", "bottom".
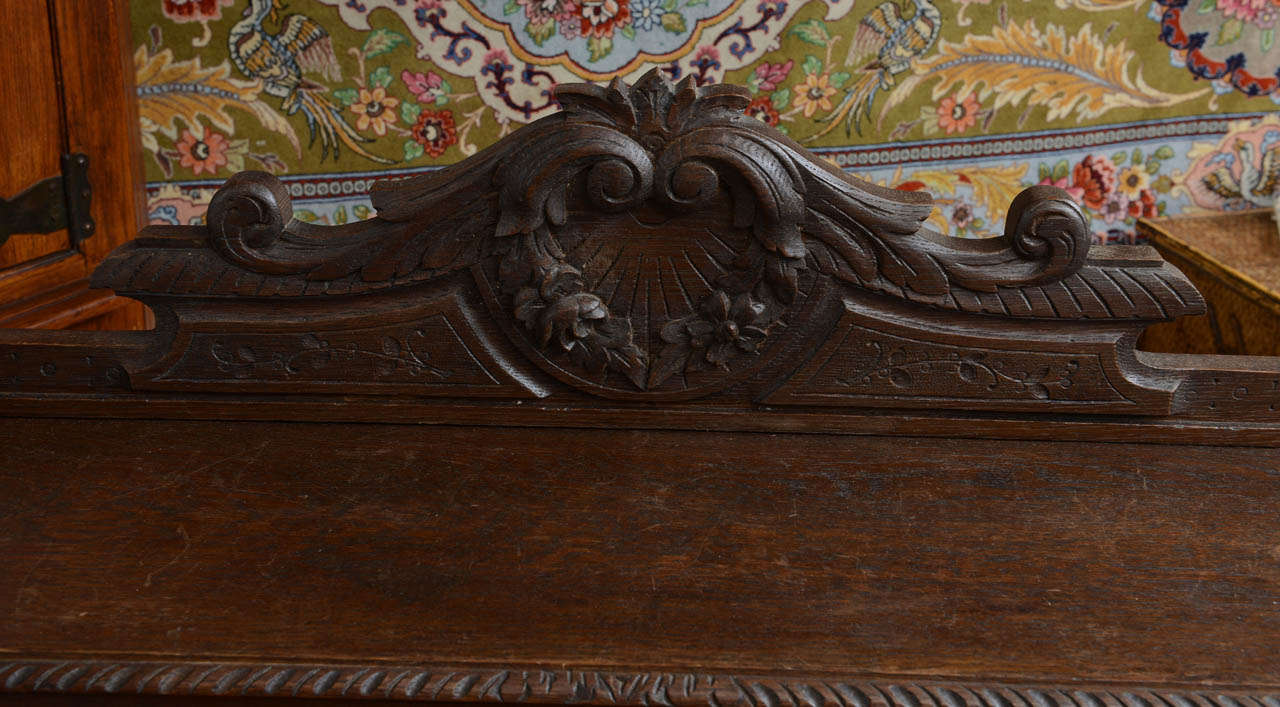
{"left": 205, "top": 170, "right": 294, "bottom": 274}
{"left": 992, "top": 184, "right": 1090, "bottom": 289}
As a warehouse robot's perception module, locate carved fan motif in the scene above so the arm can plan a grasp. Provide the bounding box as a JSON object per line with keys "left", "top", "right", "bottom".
{"left": 459, "top": 72, "right": 848, "bottom": 395}
{"left": 481, "top": 189, "right": 822, "bottom": 395}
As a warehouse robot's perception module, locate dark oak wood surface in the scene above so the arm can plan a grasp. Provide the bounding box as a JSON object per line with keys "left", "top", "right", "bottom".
{"left": 2, "top": 72, "right": 1279, "bottom": 703}
{"left": 4, "top": 419, "right": 1280, "bottom": 695}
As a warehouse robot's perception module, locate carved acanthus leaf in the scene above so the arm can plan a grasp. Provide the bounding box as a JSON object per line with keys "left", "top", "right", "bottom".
{"left": 89, "top": 70, "right": 1205, "bottom": 398}
{"left": 100, "top": 70, "right": 1174, "bottom": 320}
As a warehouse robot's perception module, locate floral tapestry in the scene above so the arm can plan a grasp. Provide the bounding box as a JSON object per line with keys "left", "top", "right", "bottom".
{"left": 136, "top": 0, "right": 1280, "bottom": 243}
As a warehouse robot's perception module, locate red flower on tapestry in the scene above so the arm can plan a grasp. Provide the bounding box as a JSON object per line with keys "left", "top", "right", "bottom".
{"left": 578, "top": 0, "right": 631, "bottom": 39}
{"left": 175, "top": 129, "right": 229, "bottom": 175}
{"left": 745, "top": 96, "right": 780, "bottom": 126}
{"left": 1071, "top": 155, "right": 1118, "bottom": 211}
{"left": 162, "top": 0, "right": 233, "bottom": 21}
{"left": 936, "top": 93, "right": 980, "bottom": 135}
{"left": 412, "top": 109, "right": 458, "bottom": 157}
{"left": 1128, "top": 189, "right": 1158, "bottom": 219}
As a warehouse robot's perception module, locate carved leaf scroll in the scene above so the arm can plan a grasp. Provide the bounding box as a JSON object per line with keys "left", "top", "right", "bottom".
{"left": 92, "top": 70, "right": 1204, "bottom": 399}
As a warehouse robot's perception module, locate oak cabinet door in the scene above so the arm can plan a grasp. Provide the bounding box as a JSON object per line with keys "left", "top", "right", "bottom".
{"left": 0, "top": 0, "right": 147, "bottom": 330}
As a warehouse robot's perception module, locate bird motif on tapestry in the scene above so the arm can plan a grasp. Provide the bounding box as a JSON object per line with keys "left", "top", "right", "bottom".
{"left": 1202, "top": 136, "right": 1280, "bottom": 209}
{"left": 810, "top": 0, "right": 941, "bottom": 140}
{"left": 228, "top": 0, "right": 391, "bottom": 163}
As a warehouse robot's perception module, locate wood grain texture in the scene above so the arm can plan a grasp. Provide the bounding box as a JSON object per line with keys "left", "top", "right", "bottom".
{"left": 0, "top": 277, "right": 145, "bottom": 330}
{"left": 0, "top": 0, "right": 69, "bottom": 272}
{"left": 0, "top": 0, "right": 146, "bottom": 330}
{"left": 48, "top": 0, "right": 146, "bottom": 270}
{"left": 2, "top": 419, "right": 1280, "bottom": 694}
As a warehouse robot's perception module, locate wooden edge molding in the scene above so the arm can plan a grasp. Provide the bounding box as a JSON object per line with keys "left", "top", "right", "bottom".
{"left": 1, "top": 660, "right": 1277, "bottom": 705}
{"left": 1137, "top": 216, "right": 1280, "bottom": 319}
{"left": 0, "top": 277, "right": 137, "bottom": 329}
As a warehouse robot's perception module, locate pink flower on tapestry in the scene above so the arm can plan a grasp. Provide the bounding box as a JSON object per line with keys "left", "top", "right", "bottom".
{"left": 1217, "top": 0, "right": 1280, "bottom": 27}
{"left": 484, "top": 50, "right": 512, "bottom": 66}
{"left": 519, "top": 0, "right": 575, "bottom": 23}
{"left": 1072, "top": 155, "right": 1118, "bottom": 211}
{"left": 1098, "top": 192, "right": 1130, "bottom": 224}
{"left": 402, "top": 70, "right": 447, "bottom": 104}
{"left": 162, "top": 0, "right": 233, "bottom": 21}
{"left": 694, "top": 45, "right": 720, "bottom": 62}
{"left": 753, "top": 60, "right": 794, "bottom": 92}
{"left": 558, "top": 1, "right": 584, "bottom": 39}
{"left": 1037, "top": 175, "right": 1085, "bottom": 204}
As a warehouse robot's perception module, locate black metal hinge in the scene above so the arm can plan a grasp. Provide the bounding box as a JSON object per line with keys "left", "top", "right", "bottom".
{"left": 0, "top": 153, "right": 94, "bottom": 249}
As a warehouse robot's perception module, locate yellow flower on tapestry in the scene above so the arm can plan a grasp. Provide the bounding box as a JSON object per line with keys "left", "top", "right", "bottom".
{"left": 1116, "top": 165, "right": 1150, "bottom": 200}
{"left": 350, "top": 87, "right": 400, "bottom": 136}
{"left": 795, "top": 73, "right": 837, "bottom": 118}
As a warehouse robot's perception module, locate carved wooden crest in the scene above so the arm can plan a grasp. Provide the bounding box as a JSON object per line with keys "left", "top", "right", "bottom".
{"left": 80, "top": 70, "right": 1208, "bottom": 410}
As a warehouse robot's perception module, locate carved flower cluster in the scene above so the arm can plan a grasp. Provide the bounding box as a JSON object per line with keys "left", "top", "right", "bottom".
{"left": 501, "top": 230, "right": 645, "bottom": 386}
{"left": 649, "top": 290, "right": 775, "bottom": 387}
{"left": 513, "top": 263, "right": 605, "bottom": 349}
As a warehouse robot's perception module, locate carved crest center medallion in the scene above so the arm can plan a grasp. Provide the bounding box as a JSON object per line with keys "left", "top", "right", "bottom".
{"left": 471, "top": 73, "right": 826, "bottom": 398}
{"left": 483, "top": 191, "right": 824, "bottom": 397}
